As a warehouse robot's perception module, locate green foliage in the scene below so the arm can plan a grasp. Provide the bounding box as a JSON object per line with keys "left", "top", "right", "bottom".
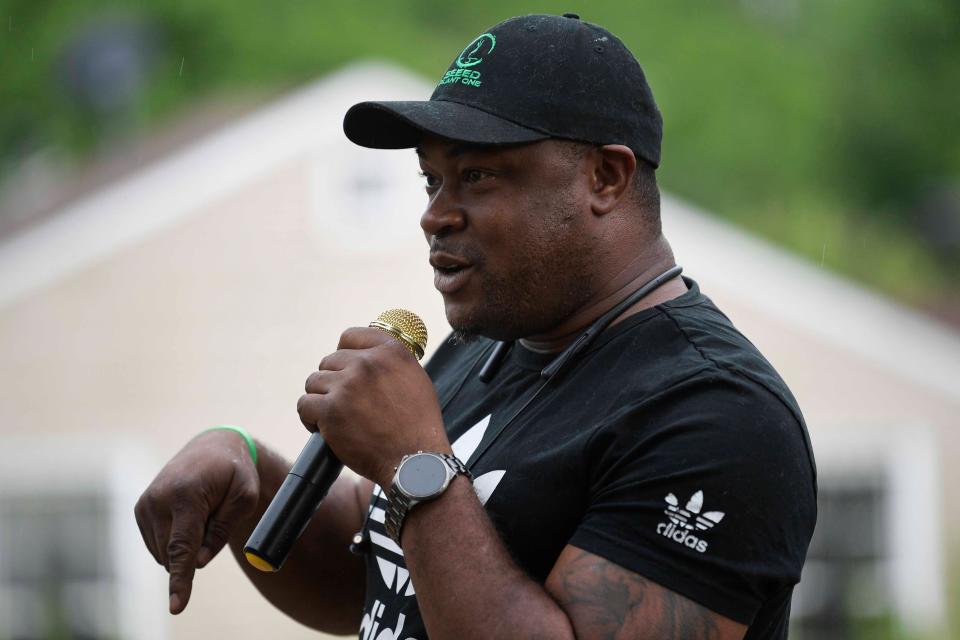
{"left": 0, "top": 0, "right": 957, "bottom": 308}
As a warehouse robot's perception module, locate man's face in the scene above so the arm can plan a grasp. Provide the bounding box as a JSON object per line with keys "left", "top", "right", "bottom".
{"left": 417, "top": 136, "right": 605, "bottom": 342}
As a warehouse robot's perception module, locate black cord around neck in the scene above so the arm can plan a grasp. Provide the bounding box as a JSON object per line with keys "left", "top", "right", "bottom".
{"left": 540, "top": 264, "right": 682, "bottom": 380}
{"left": 479, "top": 265, "right": 683, "bottom": 383}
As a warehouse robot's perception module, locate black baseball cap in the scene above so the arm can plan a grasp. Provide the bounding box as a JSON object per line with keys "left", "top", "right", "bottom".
{"left": 343, "top": 13, "right": 663, "bottom": 167}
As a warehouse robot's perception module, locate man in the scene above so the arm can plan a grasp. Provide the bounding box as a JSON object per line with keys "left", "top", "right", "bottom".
{"left": 135, "top": 14, "right": 816, "bottom": 639}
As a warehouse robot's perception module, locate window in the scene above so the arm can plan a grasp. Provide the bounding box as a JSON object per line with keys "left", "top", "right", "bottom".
{"left": 791, "top": 475, "right": 890, "bottom": 639}
{"left": 790, "top": 424, "right": 945, "bottom": 638}
{"left": 0, "top": 493, "right": 116, "bottom": 639}
{"left": 0, "top": 437, "right": 166, "bottom": 640}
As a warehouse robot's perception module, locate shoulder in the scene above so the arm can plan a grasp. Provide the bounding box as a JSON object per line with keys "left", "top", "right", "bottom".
{"left": 571, "top": 371, "right": 816, "bottom": 626}
{"left": 584, "top": 290, "right": 818, "bottom": 496}
{"left": 579, "top": 279, "right": 811, "bottom": 465}
{"left": 584, "top": 369, "right": 815, "bottom": 494}
{"left": 655, "top": 283, "right": 806, "bottom": 428}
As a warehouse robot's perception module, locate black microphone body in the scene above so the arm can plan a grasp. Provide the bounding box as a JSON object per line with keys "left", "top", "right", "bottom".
{"left": 244, "top": 432, "right": 343, "bottom": 571}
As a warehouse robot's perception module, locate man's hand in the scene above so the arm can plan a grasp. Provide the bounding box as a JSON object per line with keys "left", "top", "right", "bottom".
{"left": 134, "top": 429, "right": 259, "bottom": 614}
{"left": 297, "top": 327, "right": 450, "bottom": 487}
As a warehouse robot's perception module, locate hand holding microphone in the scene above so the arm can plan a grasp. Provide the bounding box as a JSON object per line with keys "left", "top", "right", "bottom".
{"left": 245, "top": 308, "right": 441, "bottom": 571}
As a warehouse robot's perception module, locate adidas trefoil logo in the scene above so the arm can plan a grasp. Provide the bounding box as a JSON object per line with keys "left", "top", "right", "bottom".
{"left": 655, "top": 490, "right": 725, "bottom": 554}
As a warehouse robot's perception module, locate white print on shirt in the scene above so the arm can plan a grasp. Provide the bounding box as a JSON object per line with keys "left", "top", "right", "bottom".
{"left": 655, "top": 490, "right": 725, "bottom": 553}
{"left": 368, "top": 414, "right": 506, "bottom": 597}
{"left": 359, "top": 599, "right": 415, "bottom": 640}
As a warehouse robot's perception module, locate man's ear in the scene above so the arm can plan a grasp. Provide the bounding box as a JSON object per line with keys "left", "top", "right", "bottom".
{"left": 588, "top": 145, "right": 637, "bottom": 216}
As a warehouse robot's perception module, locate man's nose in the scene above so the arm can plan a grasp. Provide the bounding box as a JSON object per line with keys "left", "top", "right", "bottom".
{"left": 420, "top": 189, "right": 466, "bottom": 238}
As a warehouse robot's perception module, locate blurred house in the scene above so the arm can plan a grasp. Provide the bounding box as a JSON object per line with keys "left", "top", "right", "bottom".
{"left": 0, "top": 64, "right": 957, "bottom": 640}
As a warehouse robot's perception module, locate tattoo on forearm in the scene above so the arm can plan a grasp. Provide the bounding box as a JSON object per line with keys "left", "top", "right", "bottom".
{"left": 556, "top": 549, "right": 721, "bottom": 640}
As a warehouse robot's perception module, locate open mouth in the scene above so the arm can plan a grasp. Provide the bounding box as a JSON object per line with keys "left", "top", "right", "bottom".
{"left": 434, "top": 264, "right": 467, "bottom": 276}
{"left": 430, "top": 252, "right": 474, "bottom": 294}
{"left": 429, "top": 251, "right": 473, "bottom": 273}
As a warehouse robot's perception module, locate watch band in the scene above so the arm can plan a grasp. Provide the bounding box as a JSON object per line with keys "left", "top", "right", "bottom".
{"left": 437, "top": 452, "right": 470, "bottom": 478}
{"left": 384, "top": 452, "right": 470, "bottom": 545}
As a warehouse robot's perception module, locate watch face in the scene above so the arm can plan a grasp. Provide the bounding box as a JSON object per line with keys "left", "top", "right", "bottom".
{"left": 398, "top": 454, "right": 448, "bottom": 499}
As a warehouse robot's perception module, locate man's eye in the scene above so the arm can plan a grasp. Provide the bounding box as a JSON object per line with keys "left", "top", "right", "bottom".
{"left": 463, "top": 169, "right": 491, "bottom": 183}
{"left": 418, "top": 171, "right": 439, "bottom": 189}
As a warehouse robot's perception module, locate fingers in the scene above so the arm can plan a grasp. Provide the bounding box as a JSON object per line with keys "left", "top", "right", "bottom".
{"left": 155, "top": 519, "right": 173, "bottom": 569}
{"left": 135, "top": 490, "right": 175, "bottom": 569}
{"left": 339, "top": 327, "right": 418, "bottom": 365}
{"left": 317, "top": 349, "right": 351, "bottom": 371}
{"left": 298, "top": 391, "right": 330, "bottom": 431}
{"left": 197, "top": 463, "right": 259, "bottom": 568}
{"left": 166, "top": 503, "right": 205, "bottom": 614}
{"left": 337, "top": 326, "right": 393, "bottom": 350}
{"left": 134, "top": 497, "right": 164, "bottom": 567}
{"left": 317, "top": 329, "right": 408, "bottom": 381}
{"left": 302, "top": 336, "right": 409, "bottom": 433}
{"left": 304, "top": 369, "right": 335, "bottom": 394}
{"left": 302, "top": 355, "right": 354, "bottom": 431}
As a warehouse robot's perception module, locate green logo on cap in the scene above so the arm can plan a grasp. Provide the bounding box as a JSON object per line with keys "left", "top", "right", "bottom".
{"left": 440, "top": 33, "right": 496, "bottom": 89}
{"left": 456, "top": 33, "right": 496, "bottom": 68}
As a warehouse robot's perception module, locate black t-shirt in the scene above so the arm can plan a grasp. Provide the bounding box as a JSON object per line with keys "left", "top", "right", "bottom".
{"left": 358, "top": 278, "right": 817, "bottom": 640}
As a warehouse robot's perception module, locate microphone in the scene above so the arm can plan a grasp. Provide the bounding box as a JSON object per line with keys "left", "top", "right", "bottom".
{"left": 243, "top": 309, "right": 429, "bottom": 572}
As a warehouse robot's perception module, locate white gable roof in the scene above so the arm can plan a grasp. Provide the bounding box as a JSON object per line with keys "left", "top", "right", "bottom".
{"left": 1, "top": 62, "right": 957, "bottom": 398}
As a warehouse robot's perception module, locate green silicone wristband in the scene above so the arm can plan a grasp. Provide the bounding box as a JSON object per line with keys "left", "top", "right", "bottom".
{"left": 203, "top": 425, "right": 258, "bottom": 465}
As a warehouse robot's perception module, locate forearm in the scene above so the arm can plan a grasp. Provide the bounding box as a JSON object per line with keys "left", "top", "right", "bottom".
{"left": 227, "top": 441, "right": 367, "bottom": 634}
{"left": 401, "top": 477, "right": 575, "bottom": 640}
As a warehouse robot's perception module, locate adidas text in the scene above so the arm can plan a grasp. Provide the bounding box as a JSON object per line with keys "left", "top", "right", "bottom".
{"left": 656, "top": 521, "right": 709, "bottom": 553}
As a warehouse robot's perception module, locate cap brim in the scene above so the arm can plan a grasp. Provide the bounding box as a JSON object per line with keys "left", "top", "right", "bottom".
{"left": 343, "top": 100, "right": 549, "bottom": 150}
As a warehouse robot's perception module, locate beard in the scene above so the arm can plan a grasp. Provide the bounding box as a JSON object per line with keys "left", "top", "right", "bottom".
{"left": 448, "top": 261, "right": 595, "bottom": 342}
{"left": 444, "top": 207, "right": 604, "bottom": 344}
{"left": 448, "top": 328, "right": 479, "bottom": 345}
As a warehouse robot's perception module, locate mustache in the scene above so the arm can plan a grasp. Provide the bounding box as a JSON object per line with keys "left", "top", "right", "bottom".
{"left": 429, "top": 238, "right": 484, "bottom": 266}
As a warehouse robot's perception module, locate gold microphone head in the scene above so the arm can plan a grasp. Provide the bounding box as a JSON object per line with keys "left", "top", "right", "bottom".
{"left": 369, "top": 309, "right": 428, "bottom": 360}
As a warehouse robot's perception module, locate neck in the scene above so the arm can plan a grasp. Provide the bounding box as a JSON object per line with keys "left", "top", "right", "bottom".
{"left": 520, "top": 237, "right": 687, "bottom": 353}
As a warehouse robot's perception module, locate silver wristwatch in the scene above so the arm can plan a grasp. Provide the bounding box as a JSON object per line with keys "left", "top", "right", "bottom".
{"left": 384, "top": 451, "right": 471, "bottom": 544}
